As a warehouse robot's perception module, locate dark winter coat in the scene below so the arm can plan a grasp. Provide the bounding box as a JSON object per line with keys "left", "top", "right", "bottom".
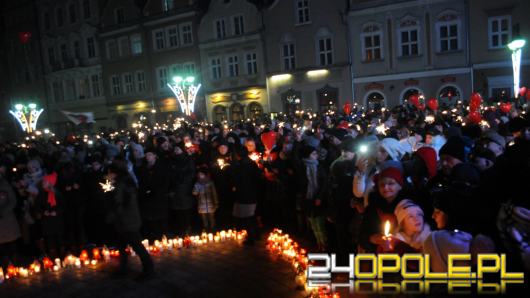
{"left": 35, "top": 186, "right": 64, "bottom": 237}
{"left": 328, "top": 157, "right": 357, "bottom": 222}
{"left": 135, "top": 160, "right": 170, "bottom": 220}
{"left": 231, "top": 157, "right": 262, "bottom": 205}
{"left": 106, "top": 176, "right": 142, "bottom": 233}
{"left": 295, "top": 160, "right": 328, "bottom": 217}
{"left": 0, "top": 178, "right": 21, "bottom": 243}
{"left": 169, "top": 154, "right": 195, "bottom": 210}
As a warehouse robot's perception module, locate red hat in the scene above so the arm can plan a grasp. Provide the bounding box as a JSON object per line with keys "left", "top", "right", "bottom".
{"left": 415, "top": 147, "right": 437, "bottom": 179}
{"left": 374, "top": 167, "right": 404, "bottom": 187}
{"left": 337, "top": 121, "right": 349, "bottom": 130}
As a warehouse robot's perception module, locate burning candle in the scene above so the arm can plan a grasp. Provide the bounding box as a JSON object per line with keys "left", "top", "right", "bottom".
{"left": 249, "top": 152, "right": 261, "bottom": 162}
{"left": 0, "top": 267, "right": 4, "bottom": 284}
{"left": 90, "top": 260, "right": 97, "bottom": 266}
{"left": 92, "top": 248, "right": 101, "bottom": 260}
{"left": 19, "top": 268, "right": 29, "bottom": 278}
{"left": 42, "top": 257, "right": 53, "bottom": 270}
{"left": 74, "top": 258, "right": 81, "bottom": 268}
{"left": 79, "top": 250, "right": 89, "bottom": 262}
{"left": 32, "top": 261, "right": 41, "bottom": 273}
{"left": 142, "top": 239, "right": 149, "bottom": 249}
{"left": 102, "top": 246, "right": 110, "bottom": 262}
{"left": 54, "top": 258, "right": 62, "bottom": 270}
{"left": 383, "top": 220, "right": 391, "bottom": 238}
{"left": 53, "top": 265, "right": 59, "bottom": 272}
{"left": 220, "top": 230, "right": 226, "bottom": 240}
{"left": 208, "top": 233, "right": 214, "bottom": 242}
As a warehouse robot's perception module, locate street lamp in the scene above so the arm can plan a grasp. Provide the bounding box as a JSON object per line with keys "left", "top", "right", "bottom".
{"left": 9, "top": 103, "right": 44, "bottom": 133}
{"left": 167, "top": 76, "right": 201, "bottom": 116}
{"left": 508, "top": 38, "right": 526, "bottom": 98}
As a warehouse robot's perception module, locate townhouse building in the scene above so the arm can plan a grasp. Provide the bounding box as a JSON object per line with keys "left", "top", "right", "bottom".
{"left": 263, "top": 0, "right": 353, "bottom": 116}
{"left": 347, "top": 0, "right": 473, "bottom": 109}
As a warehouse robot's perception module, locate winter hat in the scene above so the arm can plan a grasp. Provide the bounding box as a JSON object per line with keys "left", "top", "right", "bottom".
{"left": 470, "top": 146, "right": 496, "bottom": 163}
{"left": 327, "top": 128, "right": 348, "bottom": 141}
{"left": 380, "top": 160, "right": 404, "bottom": 174}
{"left": 301, "top": 145, "right": 317, "bottom": 159}
{"left": 340, "top": 137, "right": 357, "bottom": 153}
{"left": 303, "top": 135, "right": 320, "bottom": 148}
{"left": 394, "top": 199, "right": 424, "bottom": 226}
{"left": 43, "top": 172, "right": 58, "bottom": 207}
{"left": 483, "top": 131, "right": 506, "bottom": 148}
{"left": 129, "top": 142, "right": 144, "bottom": 158}
{"left": 508, "top": 117, "right": 529, "bottom": 133}
{"left": 379, "top": 138, "right": 407, "bottom": 161}
{"left": 374, "top": 166, "right": 404, "bottom": 187}
{"left": 415, "top": 147, "right": 437, "bottom": 179}
{"left": 439, "top": 136, "right": 466, "bottom": 162}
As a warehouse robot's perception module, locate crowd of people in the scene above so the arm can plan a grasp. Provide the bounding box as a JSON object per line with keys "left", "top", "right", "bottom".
{"left": 1, "top": 99, "right": 530, "bottom": 278}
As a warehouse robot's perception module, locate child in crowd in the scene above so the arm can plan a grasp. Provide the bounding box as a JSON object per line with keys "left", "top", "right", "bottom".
{"left": 192, "top": 167, "right": 219, "bottom": 232}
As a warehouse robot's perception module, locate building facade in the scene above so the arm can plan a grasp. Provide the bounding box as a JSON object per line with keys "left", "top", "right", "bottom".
{"left": 37, "top": 0, "right": 108, "bottom": 134}
{"left": 198, "top": 0, "right": 269, "bottom": 122}
{"left": 347, "top": 0, "right": 473, "bottom": 109}
{"left": 1, "top": 0, "right": 48, "bottom": 140}
{"left": 469, "top": 0, "right": 530, "bottom": 100}
{"left": 100, "top": 0, "right": 203, "bottom": 129}
{"left": 263, "top": 0, "right": 353, "bottom": 116}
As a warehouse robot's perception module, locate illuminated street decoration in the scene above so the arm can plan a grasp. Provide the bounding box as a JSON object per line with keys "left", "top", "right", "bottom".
{"left": 167, "top": 76, "right": 201, "bottom": 116}
{"left": 9, "top": 103, "right": 44, "bottom": 133}
{"left": 508, "top": 39, "right": 526, "bottom": 98}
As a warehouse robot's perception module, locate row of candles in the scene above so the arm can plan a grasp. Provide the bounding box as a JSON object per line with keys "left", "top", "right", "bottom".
{"left": 0, "top": 229, "right": 246, "bottom": 285}
{"left": 266, "top": 229, "right": 340, "bottom": 298}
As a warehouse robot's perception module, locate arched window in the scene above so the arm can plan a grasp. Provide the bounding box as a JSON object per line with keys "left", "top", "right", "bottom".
{"left": 282, "top": 88, "right": 302, "bottom": 116}
{"left": 213, "top": 105, "right": 227, "bottom": 123}
{"left": 230, "top": 103, "right": 243, "bottom": 122}
{"left": 437, "top": 85, "right": 461, "bottom": 108}
{"left": 401, "top": 88, "right": 421, "bottom": 103}
{"left": 365, "top": 91, "right": 386, "bottom": 109}
{"left": 247, "top": 102, "right": 263, "bottom": 119}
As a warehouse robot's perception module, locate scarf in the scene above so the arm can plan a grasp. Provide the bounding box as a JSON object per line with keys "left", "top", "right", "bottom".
{"left": 43, "top": 172, "right": 58, "bottom": 207}
{"left": 395, "top": 223, "right": 432, "bottom": 250}
{"left": 303, "top": 158, "right": 319, "bottom": 200}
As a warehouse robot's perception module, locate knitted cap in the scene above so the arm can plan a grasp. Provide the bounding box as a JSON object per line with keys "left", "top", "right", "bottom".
{"left": 394, "top": 199, "right": 423, "bottom": 225}
{"left": 415, "top": 147, "right": 437, "bottom": 179}
{"left": 439, "top": 136, "right": 466, "bottom": 162}
{"left": 374, "top": 166, "right": 404, "bottom": 187}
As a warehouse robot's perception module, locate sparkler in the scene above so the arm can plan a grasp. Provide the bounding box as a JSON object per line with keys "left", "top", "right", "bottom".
{"left": 99, "top": 180, "right": 115, "bottom": 193}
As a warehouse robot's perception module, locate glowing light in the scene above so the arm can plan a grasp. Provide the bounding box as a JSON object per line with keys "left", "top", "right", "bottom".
{"left": 384, "top": 220, "right": 391, "bottom": 238}
{"left": 99, "top": 180, "right": 115, "bottom": 193}
{"left": 167, "top": 78, "right": 201, "bottom": 116}
{"left": 306, "top": 69, "right": 329, "bottom": 77}
{"left": 508, "top": 39, "right": 526, "bottom": 98}
{"left": 425, "top": 115, "right": 435, "bottom": 124}
{"left": 270, "top": 74, "right": 292, "bottom": 82}
{"left": 9, "top": 103, "right": 44, "bottom": 133}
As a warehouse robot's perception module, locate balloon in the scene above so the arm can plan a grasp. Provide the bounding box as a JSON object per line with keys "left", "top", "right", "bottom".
{"left": 343, "top": 102, "right": 352, "bottom": 115}
{"left": 409, "top": 94, "right": 420, "bottom": 107}
{"left": 527, "top": 91, "right": 530, "bottom": 101}
{"left": 469, "top": 92, "right": 482, "bottom": 111}
{"left": 18, "top": 31, "right": 31, "bottom": 44}
{"left": 427, "top": 98, "right": 439, "bottom": 111}
{"left": 468, "top": 110, "right": 482, "bottom": 124}
{"left": 519, "top": 87, "right": 527, "bottom": 97}
{"left": 499, "top": 102, "right": 512, "bottom": 114}
{"left": 260, "top": 131, "right": 277, "bottom": 151}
